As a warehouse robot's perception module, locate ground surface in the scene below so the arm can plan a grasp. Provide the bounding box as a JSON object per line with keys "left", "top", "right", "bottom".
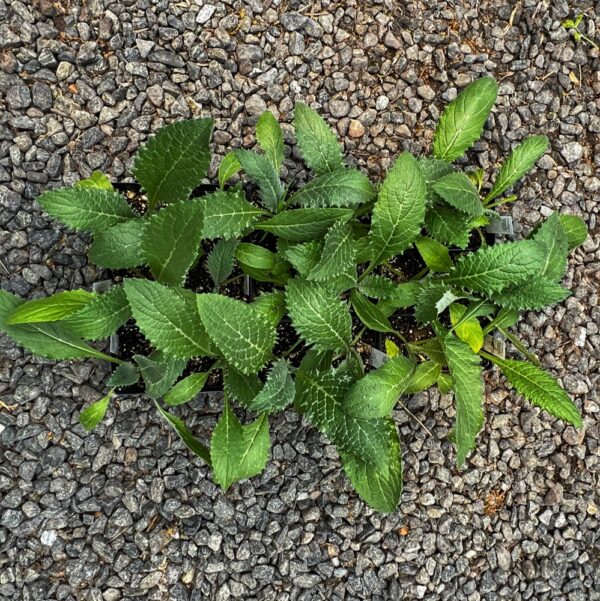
{"left": 1, "top": 0, "right": 599, "bottom": 600}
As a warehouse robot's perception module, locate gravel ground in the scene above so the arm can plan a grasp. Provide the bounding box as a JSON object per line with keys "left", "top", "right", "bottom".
{"left": 1, "top": 0, "right": 599, "bottom": 599}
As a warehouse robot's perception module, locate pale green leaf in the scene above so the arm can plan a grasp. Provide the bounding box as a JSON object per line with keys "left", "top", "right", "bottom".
{"left": 235, "top": 243, "right": 276, "bottom": 270}
{"left": 532, "top": 212, "right": 568, "bottom": 281}
{"left": 80, "top": 392, "right": 112, "bottom": 430}
{"left": 450, "top": 304, "right": 484, "bottom": 352}
{"left": 133, "top": 118, "right": 213, "bottom": 209}
{"left": 75, "top": 171, "right": 113, "bottom": 190}
{"left": 257, "top": 208, "right": 353, "bottom": 241}
{"left": 256, "top": 110, "right": 284, "bottom": 170}
{"left": 404, "top": 361, "right": 441, "bottom": 394}
{"left": 88, "top": 220, "right": 145, "bottom": 269}
{"left": 164, "top": 372, "right": 210, "bottom": 406}
{"left": 558, "top": 214, "right": 587, "bottom": 249}
{"left": 415, "top": 236, "right": 453, "bottom": 273}
{"left": 433, "top": 77, "right": 498, "bottom": 162}
{"left": 218, "top": 151, "right": 241, "bottom": 189}
{"left": 6, "top": 290, "right": 95, "bottom": 324}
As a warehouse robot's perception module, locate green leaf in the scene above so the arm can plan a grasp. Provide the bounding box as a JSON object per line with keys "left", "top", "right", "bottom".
{"left": 252, "top": 292, "right": 286, "bottom": 328}
{"left": 200, "top": 190, "right": 268, "bottom": 240}
{"left": 424, "top": 204, "right": 472, "bottom": 249}
{"left": 196, "top": 294, "right": 276, "bottom": 374}
{"left": 414, "top": 282, "right": 458, "bottom": 323}
{"left": 224, "top": 366, "right": 263, "bottom": 406}
{"left": 211, "top": 401, "right": 270, "bottom": 490}
{"left": 6, "top": 290, "right": 95, "bottom": 324}
{"left": 369, "top": 152, "right": 426, "bottom": 265}
{"left": 64, "top": 285, "right": 131, "bottom": 341}
{"left": 285, "top": 278, "right": 352, "bottom": 352}
{"left": 358, "top": 276, "right": 421, "bottom": 308}
{"left": 140, "top": 201, "right": 204, "bottom": 285}
{"left": 293, "top": 102, "right": 343, "bottom": 175}
{"left": 257, "top": 208, "right": 353, "bottom": 241}
{"left": 415, "top": 236, "right": 453, "bottom": 273}
{"left": 88, "top": 220, "right": 145, "bottom": 269}
{"left": 295, "top": 369, "right": 391, "bottom": 467}
{"left": 124, "top": 279, "right": 213, "bottom": 358}
{"left": 218, "top": 152, "right": 242, "bottom": 189}
{"left": 350, "top": 290, "right": 393, "bottom": 333}
{"left": 246, "top": 360, "right": 296, "bottom": 413}
{"left": 154, "top": 401, "right": 211, "bottom": 464}
{"left": 234, "top": 149, "right": 283, "bottom": 212}
{"left": 133, "top": 118, "right": 213, "bottom": 209}
{"left": 496, "top": 278, "right": 571, "bottom": 311}
{"left": 485, "top": 136, "right": 549, "bottom": 201}
{"left": 207, "top": 239, "right": 239, "bottom": 287}
{"left": 235, "top": 243, "right": 276, "bottom": 270}
{"left": 107, "top": 362, "right": 140, "bottom": 387}
{"left": 489, "top": 357, "right": 582, "bottom": 427}
{"left": 75, "top": 171, "right": 113, "bottom": 190}
{"left": 450, "top": 304, "right": 484, "bottom": 352}
{"left": 307, "top": 220, "right": 355, "bottom": 281}
{"left": 445, "top": 240, "right": 546, "bottom": 294}
{"left": 433, "top": 77, "right": 498, "bottom": 162}
{"left": 135, "top": 351, "right": 186, "bottom": 398}
{"left": 80, "top": 392, "right": 113, "bottom": 430}
{"left": 38, "top": 187, "right": 135, "bottom": 233}
{"left": 407, "top": 337, "right": 447, "bottom": 365}
{"left": 404, "top": 361, "right": 441, "bottom": 394}
{"left": 0, "top": 291, "right": 117, "bottom": 363}
{"left": 344, "top": 356, "right": 415, "bottom": 417}
{"left": 437, "top": 372, "right": 453, "bottom": 393}
{"left": 432, "top": 172, "right": 484, "bottom": 215}
{"left": 558, "top": 214, "right": 587, "bottom": 249}
{"left": 418, "top": 157, "right": 455, "bottom": 184}
{"left": 289, "top": 168, "right": 375, "bottom": 208}
{"left": 340, "top": 418, "right": 402, "bottom": 513}
{"left": 256, "top": 110, "right": 284, "bottom": 170}
{"left": 531, "top": 213, "right": 568, "bottom": 281}
{"left": 284, "top": 240, "right": 322, "bottom": 276}
{"left": 442, "top": 334, "right": 484, "bottom": 466}
{"left": 164, "top": 372, "right": 210, "bottom": 406}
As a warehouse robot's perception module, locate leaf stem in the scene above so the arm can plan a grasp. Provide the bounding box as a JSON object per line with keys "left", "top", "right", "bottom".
{"left": 497, "top": 327, "right": 541, "bottom": 365}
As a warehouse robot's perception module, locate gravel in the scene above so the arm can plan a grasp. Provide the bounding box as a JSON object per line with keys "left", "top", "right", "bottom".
{"left": 1, "top": 1, "right": 599, "bottom": 600}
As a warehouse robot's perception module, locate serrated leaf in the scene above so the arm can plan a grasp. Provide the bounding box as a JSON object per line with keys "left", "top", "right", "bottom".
{"left": 108, "top": 362, "right": 140, "bottom": 387}
{"left": 257, "top": 208, "right": 353, "bottom": 241}
{"left": 432, "top": 172, "right": 484, "bottom": 215}
{"left": 88, "top": 219, "right": 145, "bottom": 269}
{"left": 155, "top": 401, "right": 211, "bottom": 464}
{"left": 369, "top": 152, "right": 426, "bottom": 265}
{"left": 443, "top": 334, "right": 484, "bottom": 466}
{"left": 418, "top": 157, "right": 455, "bottom": 183}
{"left": 289, "top": 168, "right": 375, "bottom": 208}
{"left": 218, "top": 152, "right": 242, "bottom": 189}
{"left": 284, "top": 240, "right": 322, "bottom": 276}
{"left": 0, "top": 291, "right": 117, "bottom": 362}
{"left": 211, "top": 401, "right": 270, "bottom": 490}
{"left": 295, "top": 369, "right": 392, "bottom": 467}
{"left": 246, "top": 360, "right": 295, "bottom": 413}
{"left": 485, "top": 136, "right": 549, "bottom": 201}
{"left": 286, "top": 278, "right": 352, "bottom": 352}
{"left": 358, "top": 276, "right": 421, "bottom": 308}
{"left": 38, "top": 188, "right": 135, "bottom": 233}
{"left": 450, "top": 304, "right": 484, "bottom": 352}
{"left": 415, "top": 236, "right": 453, "bottom": 273}
{"left": 6, "top": 290, "right": 95, "bottom": 324}
{"left": 207, "top": 239, "right": 239, "bottom": 287}
{"left": 224, "top": 366, "right": 263, "bottom": 406}
{"left": 446, "top": 240, "right": 546, "bottom": 294}
{"left": 234, "top": 149, "right": 283, "bottom": 212}
{"left": 532, "top": 213, "right": 568, "bottom": 281}
{"left": 164, "top": 372, "right": 210, "bottom": 406}
{"left": 414, "top": 282, "right": 456, "bottom": 323}
{"left": 135, "top": 351, "right": 186, "bottom": 399}
{"left": 308, "top": 220, "right": 355, "bottom": 281}
{"left": 80, "top": 392, "right": 112, "bottom": 430}
{"left": 340, "top": 418, "right": 402, "bottom": 513}
{"left": 344, "top": 356, "right": 415, "bottom": 417}
{"left": 490, "top": 357, "right": 582, "bottom": 427}
{"left": 133, "top": 118, "right": 213, "bottom": 209}
{"left": 256, "top": 110, "right": 284, "bottom": 170}
{"left": 75, "top": 171, "right": 113, "bottom": 190}
{"left": 252, "top": 292, "right": 286, "bottom": 328}
{"left": 404, "top": 361, "right": 441, "bottom": 394}
{"left": 496, "top": 278, "right": 571, "bottom": 310}
{"left": 124, "top": 279, "right": 213, "bottom": 358}
{"left": 141, "top": 201, "right": 204, "bottom": 285}
{"left": 196, "top": 294, "right": 276, "bottom": 374}
{"left": 235, "top": 243, "right": 276, "bottom": 270}
{"left": 558, "top": 214, "right": 587, "bottom": 249}
{"left": 64, "top": 286, "right": 131, "bottom": 341}
{"left": 293, "top": 102, "right": 343, "bottom": 175}
{"left": 433, "top": 77, "right": 498, "bottom": 162}
{"left": 424, "top": 204, "right": 472, "bottom": 249}
{"left": 350, "top": 290, "right": 393, "bottom": 333}
{"left": 200, "top": 190, "right": 269, "bottom": 240}
{"left": 407, "top": 337, "right": 447, "bottom": 365}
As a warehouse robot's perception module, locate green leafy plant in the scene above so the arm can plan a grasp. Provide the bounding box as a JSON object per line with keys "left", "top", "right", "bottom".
{"left": 0, "top": 77, "right": 588, "bottom": 512}
{"left": 562, "top": 13, "right": 599, "bottom": 50}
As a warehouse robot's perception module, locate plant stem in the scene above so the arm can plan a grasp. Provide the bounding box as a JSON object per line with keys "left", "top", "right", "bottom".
{"left": 221, "top": 273, "right": 244, "bottom": 287}
{"left": 497, "top": 327, "right": 541, "bottom": 365}
{"left": 282, "top": 336, "right": 304, "bottom": 358}
{"left": 383, "top": 261, "right": 406, "bottom": 280}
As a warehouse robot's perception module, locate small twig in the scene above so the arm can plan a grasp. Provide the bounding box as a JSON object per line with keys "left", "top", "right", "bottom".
{"left": 397, "top": 400, "right": 434, "bottom": 437}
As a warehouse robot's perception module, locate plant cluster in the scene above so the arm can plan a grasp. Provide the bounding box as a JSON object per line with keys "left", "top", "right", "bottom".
{"left": 0, "top": 77, "right": 587, "bottom": 511}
